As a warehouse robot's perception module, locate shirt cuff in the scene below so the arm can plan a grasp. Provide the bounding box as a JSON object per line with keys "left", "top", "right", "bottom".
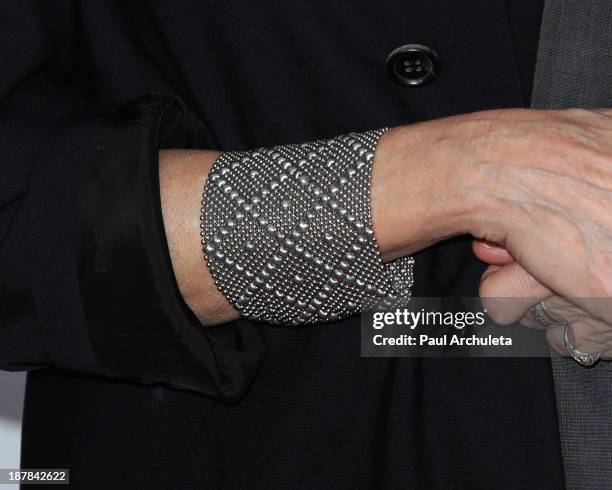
{"left": 74, "top": 94, "right": 265, "bottom": 401}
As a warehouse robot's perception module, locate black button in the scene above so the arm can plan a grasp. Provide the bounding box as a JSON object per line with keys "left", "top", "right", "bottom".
{"left": 386, "top": 44, "right": 439, "bottom": 87}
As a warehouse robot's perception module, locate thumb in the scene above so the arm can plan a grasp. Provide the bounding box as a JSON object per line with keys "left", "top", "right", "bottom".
{"left": 472, "top": 239, "right": 514, "bottom": 266}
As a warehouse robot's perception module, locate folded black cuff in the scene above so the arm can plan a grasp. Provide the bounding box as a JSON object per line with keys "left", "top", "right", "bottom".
{"left": 78, "top": 94, "right": 265, "bottom": 401}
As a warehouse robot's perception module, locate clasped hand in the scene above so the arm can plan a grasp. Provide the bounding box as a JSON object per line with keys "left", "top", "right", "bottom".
{"left": 374, "top": 108, "right": 612, "bottom": 361}
{"left": 472, "top": 109, "right": 612, "bottom": 361}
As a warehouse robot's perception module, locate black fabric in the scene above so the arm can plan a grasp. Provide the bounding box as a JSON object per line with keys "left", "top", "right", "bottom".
{"left": 0, "top": 0, "right": 99, "bottom": 373}
{"left": 505, "top": 0, "right": 546, "bottom": 105}
{"left": 0, "top": 0, "right": 567, "bottom": 488}
{"left": 21, "top": 369, "right": 217, "bottom": 490}
{"left": 78, "top": 94, "right": 264, "bottom": 399}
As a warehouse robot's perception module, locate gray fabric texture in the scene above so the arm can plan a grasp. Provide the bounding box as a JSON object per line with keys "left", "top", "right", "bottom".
{"left": 531, "top": 1, "right": 612, "bottom": 488}
{"left": 532, "top": 0, "right": 612, "bottom": 109}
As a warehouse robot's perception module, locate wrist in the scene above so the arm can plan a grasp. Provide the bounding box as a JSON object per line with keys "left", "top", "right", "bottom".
{"left": 371, "top": 122, "right": 479, "bottom": 261}
{"left": 159, "top": 149, "right": 239, "bottom": 325}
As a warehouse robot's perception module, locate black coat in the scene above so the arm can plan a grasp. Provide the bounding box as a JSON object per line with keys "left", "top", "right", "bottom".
{"left": 0, "top": 1, "right": 565, "bottom": 488}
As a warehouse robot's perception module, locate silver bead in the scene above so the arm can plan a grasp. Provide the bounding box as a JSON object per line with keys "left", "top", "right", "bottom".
{"left": 201, "top": 128, "right": 414, "bottom": 325}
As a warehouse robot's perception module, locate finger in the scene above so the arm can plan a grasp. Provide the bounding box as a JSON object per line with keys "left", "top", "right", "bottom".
{"left": 472, "top": 239, "right": 514, "bottom": 266}
{"left": 546, "top": 318, "right": 612, "bottom": 358}
{"left": 569, "top": 316, "right": 612, "bottom": 354}
{"left": 520, "top": 296, "right": 573, "bottom": 330}
{"left": 480, "top": 262, "right": 552, "bottom": 325}
{"left": 545, "top": 325, "right": 567, "bottom": 357}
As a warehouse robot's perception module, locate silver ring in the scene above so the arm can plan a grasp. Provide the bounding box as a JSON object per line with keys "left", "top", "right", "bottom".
{"left": 530, "top": 300, "right": 563, "bottom": 327}
{"left": 563, "top": 322, "right": 601, "bottom": 367}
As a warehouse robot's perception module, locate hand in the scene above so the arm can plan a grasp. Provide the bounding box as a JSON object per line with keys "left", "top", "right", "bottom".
{"left": 373, "top": 108, "right": 612, "bottom": 318}
{"left": 160, "top": 108, "right": 612, "bottom": 326}
{"left": 474, "top": 239, "right": 612, "bottom": 360}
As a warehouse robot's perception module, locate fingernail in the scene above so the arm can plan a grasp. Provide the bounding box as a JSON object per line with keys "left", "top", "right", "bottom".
{"left": 480, "top": 240, "right": 500, "bottom": 249}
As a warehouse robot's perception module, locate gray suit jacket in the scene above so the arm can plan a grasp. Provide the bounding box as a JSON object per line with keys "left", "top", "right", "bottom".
{"left": 532, "top": 1, "right": 612, "bottom": 488}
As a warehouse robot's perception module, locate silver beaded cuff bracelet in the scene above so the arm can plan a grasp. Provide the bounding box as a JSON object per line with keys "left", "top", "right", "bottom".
{"left": 200, "top": 129, "right": 414, "bottom": 325}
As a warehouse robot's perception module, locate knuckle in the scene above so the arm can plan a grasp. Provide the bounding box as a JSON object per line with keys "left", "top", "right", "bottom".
{"left": 479, "top": 276, "right": 495, "bottom": 299}
{"left": 545, "top": 328, "right": 565, "bottom": 355}
{"left": 484, "top": 307, "right": 509, "bottom": 325}
{"left": 572, "top": 324, "right": 597, "bottom": 350}
{"left": 570, "top": 319, "right": 608, "bottom": 353}
{"left": 480, "top": 297, "right": 515, "bottom": 325}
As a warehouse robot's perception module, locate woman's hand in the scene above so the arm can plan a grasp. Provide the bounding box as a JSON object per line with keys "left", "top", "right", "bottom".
{"left": 160, "top": 108, "right": 612, "bottom": 326}
{"left": 375, "top": 108, "right": 612, "bottom": 308}
{"left": 474, "top": 239, "right": 612, "bottom": 360}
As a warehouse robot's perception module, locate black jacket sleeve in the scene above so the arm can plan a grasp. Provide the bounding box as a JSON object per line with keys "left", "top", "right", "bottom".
{"left": 0, "top": 2, "right": 265, "bottom": 401}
